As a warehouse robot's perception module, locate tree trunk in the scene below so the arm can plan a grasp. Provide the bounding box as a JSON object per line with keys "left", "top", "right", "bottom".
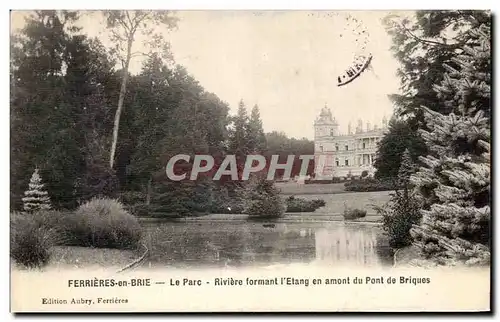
{"left": 109, "top": 38, "right": 133, "bottom": 169}
{"left": 146, "top": 177, "right": 152, "bottom": 205}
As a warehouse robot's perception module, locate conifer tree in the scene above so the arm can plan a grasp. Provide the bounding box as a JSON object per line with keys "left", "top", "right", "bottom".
{"left": 377, "top": 148, "right": 421, "bottom": 248}
{"left": 247, "top": 104, "right": 267, "bottom": 153}
{"left": 22, "top": 168, "right": 52, "bottom": 212}
{"left": 410, "top": 22, "right": 491, "bottom": 266}
{"left": 398, "top": 148, "right": 415, "bottom": 187}
{"left": 227, "top": 99, "right": 250, "bottom": 182}
{"left": 243, "top": 174, "right": 285, "bottom": 218}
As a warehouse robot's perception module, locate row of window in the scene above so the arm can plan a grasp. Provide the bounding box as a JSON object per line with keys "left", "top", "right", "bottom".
{"left": 318, "top": 142, "right": 369, "bottom": 152}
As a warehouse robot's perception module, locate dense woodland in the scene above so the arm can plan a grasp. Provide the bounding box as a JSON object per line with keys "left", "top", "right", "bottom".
{"left": 10, "top": 11, "right": 314, "bottom": 213}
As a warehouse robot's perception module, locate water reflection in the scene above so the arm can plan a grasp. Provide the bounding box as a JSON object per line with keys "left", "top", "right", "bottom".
{"left": 315, "top": 225, "right": 391, "bottom": 266}
{"left": 142, "top": 222, "right": 392, "bottom": 269}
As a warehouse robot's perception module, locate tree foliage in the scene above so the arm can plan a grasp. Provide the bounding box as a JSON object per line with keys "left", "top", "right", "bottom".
{"left": 103, "top": 10, "right": 179, "bottom": 169}
{"left": 374, "top": 117, "right": 427, "bottom": 180}
{"left": 376, "top": 149, "right": 422, "bottom": 248}
{"left": 10, "top": 11, "right": 314, "bottom": 218}
{"left": 409, "top": 20, "right": 491, "bottom": 266}
{"left": 383, "top": 10, "right": 491, "bottom": 124}
{"left": 22, "top": 168, "right": 52, "bottom": 212}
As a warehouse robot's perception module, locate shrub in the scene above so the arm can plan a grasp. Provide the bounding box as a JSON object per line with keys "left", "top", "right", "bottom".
{"left": 10, "top": 212, "right": 58, "bottom": 269}
{"left": 375, "top": 149, "right": 422, "bottom": 249}
{"left": 361, "top": 170, "right": 369, "bottom": 178}
{"left": 150, "top": 179, "right": 214, "bottom": 217}
{"left": 285, "top": 196, "right": 326, "bottom": 212}
{"left": 210, "top": 199, "right": 245, "bottom": 214}
{"left": 375, "top": 190, "right": 422, "bottom": 248}
{"left": 22, "top": 168, "right": 52, "bottom": 213}
{"left": 243, "top": 176, "right": 285, "bottom": 219}
{"left": 208, "top": 184, "right": 246, "bottom": 214}
{"left": 344, "top": 178, "right": 398, "bottom": 192}
{"left": 65, "top": 198, "right": 142, "bottom": 249}
{"left": 311, "top": 199, "right": 326, "bottom": 208}
{"left": 305, "top": 177, "right": 344, "bottom": 184}
{"left": 343, "top": 206, "right": 367, "bottom": 220}
{"left": 119, "top": 191, "right": 147, "bottom": 205}
{"left": 128, "top": 203, "right": 152, "bottom": 217}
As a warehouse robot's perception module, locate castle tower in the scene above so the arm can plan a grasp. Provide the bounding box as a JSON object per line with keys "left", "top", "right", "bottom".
{"left": 348, "top": 121, "right": 352, "bottom": 135}
{"left": 314, "top": 104, "right": 339, "bottom": 138}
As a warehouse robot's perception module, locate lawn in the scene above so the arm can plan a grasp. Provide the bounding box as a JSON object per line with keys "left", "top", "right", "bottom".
{"left": 293, "top": 190, "right": 391, "bottom": 215}
{"left": 46, "top": 246, "right": 140, "bottom": 271}
{"left": 276, "top": 182, "right": 347, "bottom": 195}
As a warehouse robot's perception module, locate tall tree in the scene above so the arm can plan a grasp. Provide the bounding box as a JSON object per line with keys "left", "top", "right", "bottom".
{"left": 103, "top": 10, "right": 178, "bottom": 169}
{"left": 228, "top": 99, "right": 249, "bottom": 157}
{"left": 64, "top": 35, "right": 120, "bottom": 202}
{"left": 374, "top": 117, "right": 427, "bottom": 180}
{"left": 264, "top": 131, "right": 315, "bottom": 179}
{"left": 383, "top": 10, "right": 491, "bottom": 126}
{"left": 410, "top": 21, "right": 491, "bottom": 266}
{"left": 247, "top": 104, "right": 267, "bottom": 153}
{"left": 377, "top": 148, "right": 422, "bottom": 248}
{"left": 10, "top": 10, "right": 83, "bottom": 209}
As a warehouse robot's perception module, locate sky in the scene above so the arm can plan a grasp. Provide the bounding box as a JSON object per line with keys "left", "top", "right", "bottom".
{"left": 11, "top": 10, "right": 408, "bottom": 139}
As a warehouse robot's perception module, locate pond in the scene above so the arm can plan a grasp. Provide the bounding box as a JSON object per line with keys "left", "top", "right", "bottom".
{"left": 141, "top": 221, "right": 393, "bottom": 269}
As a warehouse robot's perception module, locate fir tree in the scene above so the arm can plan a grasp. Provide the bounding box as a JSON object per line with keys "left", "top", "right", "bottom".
{"left": 243, "top": 174, "right": 285, "bottom": 218}
{"left": 228, "top": 99, "right": 249, "bottom": 157}
{"left": 410, "top": 23, "right": 491, "bottom": 266}
{"left": 247, "top": 104, "right": 267, "bottom": 153}
{"left": 22, "top": 168, "right": 52, "bottom": 212}
{"left": 377, "top": 148, "right": 421, "bottom": 248}
{"left": 398, "top": 148, "right": 416, "bottom": 187}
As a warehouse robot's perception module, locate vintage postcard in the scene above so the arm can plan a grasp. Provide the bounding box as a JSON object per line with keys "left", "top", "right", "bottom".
{"left": 10, "top": 9, "right": 491, "bottom": 313}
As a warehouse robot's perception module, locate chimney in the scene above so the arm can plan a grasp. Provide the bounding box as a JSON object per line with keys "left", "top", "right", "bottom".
{"left": 356, "top": 119, "right": 363, "bottom": 133}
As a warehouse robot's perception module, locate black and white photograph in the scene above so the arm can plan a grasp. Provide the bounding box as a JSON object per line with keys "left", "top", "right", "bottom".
{"left": 9, "top": 8, "right": 491, "bottom": 312}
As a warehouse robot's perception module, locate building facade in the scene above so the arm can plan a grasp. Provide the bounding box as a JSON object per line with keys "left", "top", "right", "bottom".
{"left": 313, "top": 105, "right": 388, "bottom": 179}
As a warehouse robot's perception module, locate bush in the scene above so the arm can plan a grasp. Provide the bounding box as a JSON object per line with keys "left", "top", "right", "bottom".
{"left": 128, "top": 203, "right": 152, "bottom": 217}
{"left": 343, "top": 206, "right": 367, "bottom": 220}
{"left": 210, "top": 199, "right": 245, "bottom": 214}
{"left": 149, "top": 180, "right": 214, "bottom": 217}
{"left": 243, "top": 176, "right": 285, "bottom": 219}
{"left": 375, "top": 149, "right": 423, "bottom": 249}
{"left": 375, "top": 189, "right": 422, "bottom": 249}
{"left": 311, "top": 199, "right": 326, "bottom": 208}
{"left": 64, "top": 198, "right": 142, "bottom": 249}
{"left": 305, "top": 177, "right": 344, "bottom": 184}
{"left": 10, "top": 212, "right": 59, "bottom": 269}
{"left": 344, "top": 178, "right": 398, "bottom": 192}
{"left": 361, "top": 170, "right": 369, "bottom": 178}
{"left": 119, "top": 191, "right": 147, "bottom": 205}
{"left": 285, "top": 196, "right": 326, "bottom": 212}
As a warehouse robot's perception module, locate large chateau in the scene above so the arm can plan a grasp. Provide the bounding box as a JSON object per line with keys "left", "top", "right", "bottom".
{"left": 313, "top": 105, "right": 388, "bottom": 179}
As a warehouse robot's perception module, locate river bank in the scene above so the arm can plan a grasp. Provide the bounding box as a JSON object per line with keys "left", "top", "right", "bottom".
{"left": 138, "top": 212, "right": 382, "bottom": 224}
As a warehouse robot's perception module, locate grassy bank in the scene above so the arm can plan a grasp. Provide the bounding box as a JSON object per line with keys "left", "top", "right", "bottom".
{"left": 276, "top": 182, "right": 347, "bottom": 195}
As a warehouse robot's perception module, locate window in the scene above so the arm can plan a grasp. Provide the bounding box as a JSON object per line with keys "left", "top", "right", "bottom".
{"left": 345, "top": 159, "right": 349, "bottom": 166}
{"left": 319, "top": 145, "right": 323, "bottom": 152}
{"left": 335, "top": 144, "right": 339, "bottom": 151}
{"left": 330, "top": 129, "right": 334, "bottom": 136}
{"left": 345, "top": 145, "right": 349, "bottom": 151}
{"left": 362, "top": 142, "right": 366, "bottom": 149}
{"left": 335, "top": 159, "right": 339, "bottom": 167}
